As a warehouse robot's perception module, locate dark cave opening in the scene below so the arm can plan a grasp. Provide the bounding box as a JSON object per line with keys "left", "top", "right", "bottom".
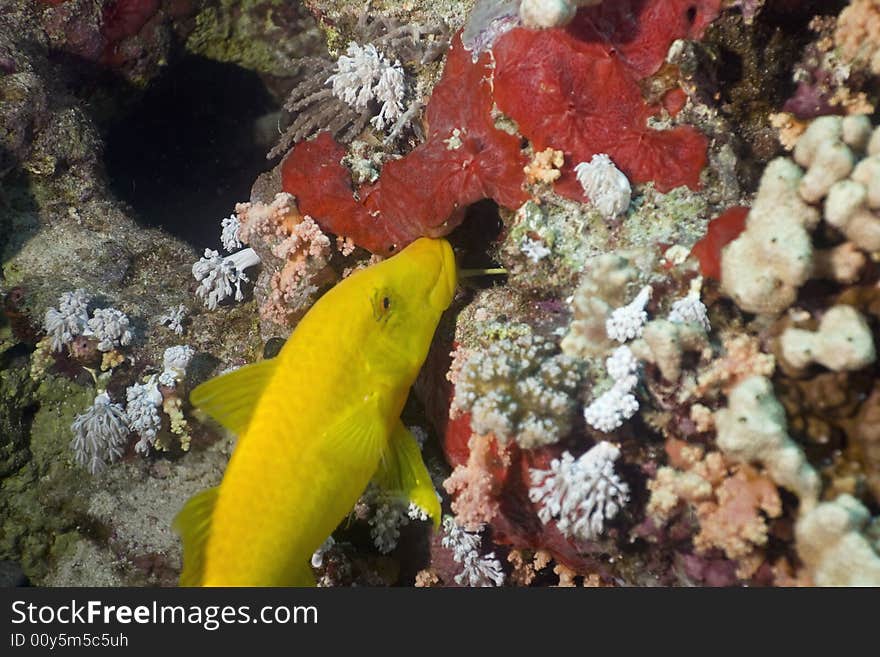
{"left": 103, "top": 55, "right": 278, "bottom": 249}
{"left": 448, "top": 199, "right": 506, "bottom": 277}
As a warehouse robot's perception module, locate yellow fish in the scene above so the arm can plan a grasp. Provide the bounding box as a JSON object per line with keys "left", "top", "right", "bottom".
{"left": 174, "top": 237, "right": 457, "bottom": 586}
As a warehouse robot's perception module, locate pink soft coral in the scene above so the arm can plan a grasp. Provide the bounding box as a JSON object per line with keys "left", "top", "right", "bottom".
{"left": 236, "top": 192, "right": 334, "bottom": 326}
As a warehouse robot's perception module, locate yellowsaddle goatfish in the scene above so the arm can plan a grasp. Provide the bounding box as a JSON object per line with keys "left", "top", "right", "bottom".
{"left": 174, "top": 237, "right": 456, "bottom": 586}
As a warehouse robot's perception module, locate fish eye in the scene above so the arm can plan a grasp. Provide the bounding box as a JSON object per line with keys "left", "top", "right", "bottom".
{"left": 382, "top": 296, "right": 391, "bottom": 310}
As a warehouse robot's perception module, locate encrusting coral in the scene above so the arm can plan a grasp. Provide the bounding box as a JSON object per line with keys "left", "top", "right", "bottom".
{"left": 11, "top": 0, "right": 880, "bottom": 589}
{"left": 280, "top": 0, "right": 714, "bottom": 256}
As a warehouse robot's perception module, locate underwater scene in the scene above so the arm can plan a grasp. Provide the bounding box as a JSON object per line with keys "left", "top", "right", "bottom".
{"left": 2, "top": 0, "right": 880, "bottom": 588}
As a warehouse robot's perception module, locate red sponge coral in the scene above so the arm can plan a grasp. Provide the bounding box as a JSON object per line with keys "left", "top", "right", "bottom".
{"left": 493, "top": 0, "right": 715, "bottom": 200}
{"left": 690, "top": 206, "right": 749, "bottom": 280}
{"left": 282, "top": 36, "right": 528, "bottom": 256}
{"left": 282, "top": 1, "right": 718, "bottom": 254}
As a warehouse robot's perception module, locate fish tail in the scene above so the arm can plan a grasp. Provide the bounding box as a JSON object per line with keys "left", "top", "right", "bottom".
{"left": 173, "top": 487, "right": 219, "bottom": 586}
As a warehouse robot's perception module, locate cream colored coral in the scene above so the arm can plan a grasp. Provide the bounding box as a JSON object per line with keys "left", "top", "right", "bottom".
{"left": 793, "top": 117, "right": 855, "bottom": 203}
{"left": 851, "top": 155, "right": 880, "bottom": 206}
{"left": 722, "top": 114, "right": 880, "bottom": 315}
{"left": 795, "top": 494, "right": 880, "bottom": 586}
{"left": 780, "top": 305, "right": 876, "bottom": 371}
{"left": 812, "top": 242, "right": 866, "bottom": 283}
{"left": 561, "top": 253, "right": 640, "bottom": 359}
{"left": 720, "top": 158, "right": 817, "bottom": 314}
{"left": 629, "top": 319, "right": 710, "bottom": 382}
{"left": 825, "top": 179, "right": 880, "bottom": 251}
{"left": 714, "top": 376, "right": 820, "bottom": 508}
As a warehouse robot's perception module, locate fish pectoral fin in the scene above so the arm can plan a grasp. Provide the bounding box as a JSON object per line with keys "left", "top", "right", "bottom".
{"left": 374, "top": 421, "right": 441, "bottom": 529}
{"left": 173, "top": 486, "right": 219, "bottom": 587}
{"left": 189, "top": 358, "right": 278, "bottom": 434}
{"left": 321, "top": 395, "right": 388, "bottom": 468}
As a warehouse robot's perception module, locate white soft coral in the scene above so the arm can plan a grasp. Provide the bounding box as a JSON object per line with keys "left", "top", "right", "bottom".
{"left": 529, "top": 442, "right": 629, "bottom": 541}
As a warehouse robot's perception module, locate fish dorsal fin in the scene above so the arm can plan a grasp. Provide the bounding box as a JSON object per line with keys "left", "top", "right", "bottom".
{"left": 374, "top": 421, "right": 441, "bottom": 529}
{"left": 173, "top": 486, "right": 219, "bottom": 587}
{"left": 189, "top": 359, "right": 278, "bottom": 434}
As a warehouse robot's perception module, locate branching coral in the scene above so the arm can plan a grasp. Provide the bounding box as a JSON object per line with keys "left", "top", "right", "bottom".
{"left": 529, "top": 442, "right": 630, "bottom": 542}
{"left": 692, "top": 333, "right": 776, "bottom": 398}
{"left": 85, "top": 307, "right": 132, "bottom": 353}
{"left": 583, "top": 346, "right": 640, "bottom": 432}
{"left": 835, "top": 0, "right": 880, "bottom": 76}
{"left": 282, "top": 34, "right": 528, "bottom": 256}
{"left": 451, "top": 333, "right": 582, "bottom": 449}
{"left": 125, "top": 377, "right": 163, "bottom": 455}
{"left": 779, "top": 305, "right": 876, "bottom": 372}
{"left": 327, "top": 42, "right": 407, "bottom": 133}
{"left": 606, "top": 286, "right": 652, "bottom": 343}
{"left": 443, "top": 433, "right": 509, "bottom": 530}
{"left": 269, "top": 15, "right": 448, "bottom": 157}
{"left": 668, "top": 292, "right": 710, "bottom": 331}
{"left": 157, "top": 304, "right": 187, "bottom": 336}
{"left": 158, "top": 345, "right": 194, "bottom": 388}
{"left": 70, "top": 392, "right": 130, "bottom": 475}
{"left": 282, "top": 2, "right": 715, "bottom": 255}
{"left": 795, "top": 494, "right": 880, "bottom": 586}
{"left": 441, "top": 517, "right": 506, "bottom": 586}
{"left": 714, "top": 376, "right": 820, "bottom": 507}
{"left": 220, "top": 214, "right": 242, "bottom": 253}
{"left": 630, "top": 319, "right": 710, "bottom": 383}
{"left": 647, "top": 441, "right": 782, "bottom": 579}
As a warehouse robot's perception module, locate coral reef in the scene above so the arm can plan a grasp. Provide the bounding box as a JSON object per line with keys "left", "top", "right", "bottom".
{"left": 4, "top": 0, "right": 880, "bottom": 589}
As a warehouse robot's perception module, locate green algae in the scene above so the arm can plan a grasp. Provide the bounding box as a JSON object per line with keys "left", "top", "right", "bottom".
{"left": 0, "top": 373, "right": 94, "bottom": 582}
{"left": 186, "top": 0, "right": 322, "bottom": 77}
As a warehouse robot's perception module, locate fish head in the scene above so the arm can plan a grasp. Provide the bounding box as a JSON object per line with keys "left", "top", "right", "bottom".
{"left": 365, "top": 237, "right": 457, "bottom": 378}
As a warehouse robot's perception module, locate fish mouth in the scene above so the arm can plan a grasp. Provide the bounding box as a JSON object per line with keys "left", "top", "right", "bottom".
{"left": 428, "top": 238, "right": 457, "bottom": 311}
